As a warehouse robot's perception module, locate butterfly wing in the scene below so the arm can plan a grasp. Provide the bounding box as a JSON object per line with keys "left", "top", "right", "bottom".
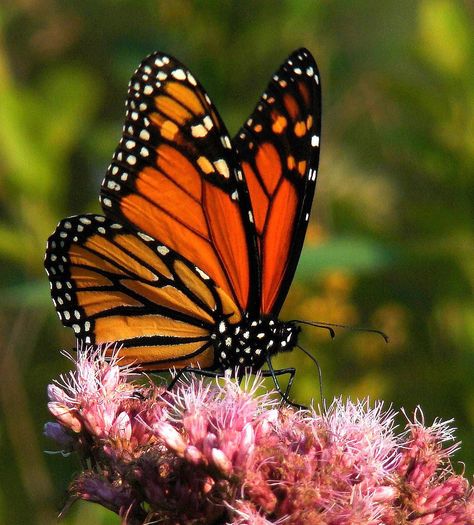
{"left": 100, "top": 52, "right": 260, "bottom": 314}
{"left": 234, "top": 48, "right": 321, "bottom": 315}
{"left": 45, "top": 214, "right": 241, "bottom": 370}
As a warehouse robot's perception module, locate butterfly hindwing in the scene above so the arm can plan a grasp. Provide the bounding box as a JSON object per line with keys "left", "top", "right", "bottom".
{"left": 234, "top": 48, "right": 321, "bottom": 315}
{"left": 45, "top": 214, "right": 241, "bottom": 370}
{"left": 100, "top": 52, "right": 259, "bottom": 313}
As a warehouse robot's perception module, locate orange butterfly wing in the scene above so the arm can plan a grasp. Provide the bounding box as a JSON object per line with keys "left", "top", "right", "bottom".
{"left": 234, "top": 48, "right": 321, "bottom": 314}
{"left": 100, "top": 52, "right": 259, "bottom": 313}
{"left": 45, "top": 214, "right": 241, "bottom": 370}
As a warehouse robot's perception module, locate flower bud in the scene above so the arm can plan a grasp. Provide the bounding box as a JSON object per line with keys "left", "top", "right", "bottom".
{"left": 111, "top": 411, "right": 132, "bottom": 441}
{"left": 185, "top": 445, "right": 204, "bottom": 465}
{"left": 101, "top": 366, "right": 120, "bottom": 394}
{"left": 211, "top": 448, "right": 233, "bottom": 477}
{"left": 48, "top": 402, "right": 82, "bottom": 433}
{"left": 372, "top": 485, "right": 397, "bottom": 503}
{"left": 47, "top": 383, "right": 72, "bottom": 405}
{"left": 44, "top": 422, "right": 74, "bottom": 447}
{"left": 154, "top": 421, "right": 186, "bottom": 456}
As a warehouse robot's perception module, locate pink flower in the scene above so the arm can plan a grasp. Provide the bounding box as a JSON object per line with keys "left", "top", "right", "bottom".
{"left": 45, "top": 346, "right": 474, "bottom": 524}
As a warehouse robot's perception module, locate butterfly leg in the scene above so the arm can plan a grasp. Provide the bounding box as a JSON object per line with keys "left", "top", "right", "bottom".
{"left": 263, "top": 359, "right": 305, "bottom": 410}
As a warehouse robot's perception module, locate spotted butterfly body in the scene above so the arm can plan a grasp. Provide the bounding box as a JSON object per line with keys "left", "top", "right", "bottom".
{"left": 45, "top": 48, "right": 321, "bottom": 372}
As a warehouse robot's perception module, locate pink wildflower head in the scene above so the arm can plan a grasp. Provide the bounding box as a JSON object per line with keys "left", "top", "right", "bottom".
{"left": 393, "top": 407, "right": 472, "bottom": 524}
{"left": 152, "top": 370, "right": 275, "bottom": 478}
{"left": 46, "top": 344, "right": 160, "bottom": 456}
{"left": 45, "top": 346, "right": 474, "bottom": 524}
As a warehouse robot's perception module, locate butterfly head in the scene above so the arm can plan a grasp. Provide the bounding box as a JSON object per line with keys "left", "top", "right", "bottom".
{"left": 212, "top": 315, "right": 300, "bottom": 372}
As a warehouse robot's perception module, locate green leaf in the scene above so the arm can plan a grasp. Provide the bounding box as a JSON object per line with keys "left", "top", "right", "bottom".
{"left": 296, "top": 237, "right": 397, "bottom": 280}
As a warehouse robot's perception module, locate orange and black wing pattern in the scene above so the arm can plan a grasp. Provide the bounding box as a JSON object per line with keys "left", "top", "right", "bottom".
{"left": 234, "top": 48, "right": 321, "bottom": 315}
{"left": 100, "top": 52, "right": 259, "bottom": 313}
{"left": 44, "top": 214, "right": 241, "bottom": 370}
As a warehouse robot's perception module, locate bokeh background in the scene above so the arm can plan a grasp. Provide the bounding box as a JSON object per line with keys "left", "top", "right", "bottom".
{"left": 0, "top": 1, "right": 473, "bottom": 523}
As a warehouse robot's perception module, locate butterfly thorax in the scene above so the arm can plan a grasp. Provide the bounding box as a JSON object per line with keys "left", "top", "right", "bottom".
{"left": 211, "top": 315, "right": 300, "bottom": 371}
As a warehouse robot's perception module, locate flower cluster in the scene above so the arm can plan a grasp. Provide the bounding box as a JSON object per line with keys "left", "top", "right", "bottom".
{"left": 45, "top": 347, "right": 474, "bottom": 524}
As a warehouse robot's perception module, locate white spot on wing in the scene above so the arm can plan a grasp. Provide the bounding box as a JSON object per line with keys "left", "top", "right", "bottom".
{"left": 107, "top": 180, "right": 120, "bottom": 191}
{"left": 213, "top": 159, "right": 230, "bottom": 179}
{"left": 171, "top": 69, "right": 186, "bottom": 80}
{"left": 191, "top": 124, "right": 208, "bottom": 138}
{"left": 221, "top": 135, "right": 231, "bottom": 149}
{"left": 203, "top": 116, "right": 213, "bottom": 130}
{"left": 195, "top": 267, "right": 210, "bottom": 280}
{"left": 138, "top": 232, "right": 154, "bottom": 242}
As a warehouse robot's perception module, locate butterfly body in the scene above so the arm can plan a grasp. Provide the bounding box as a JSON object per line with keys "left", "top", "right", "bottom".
{"left": 45, "top": 48, "right": 321, "bottom": 374}
{"left": 212, "top": 315, "right": 299, "bottom": 370}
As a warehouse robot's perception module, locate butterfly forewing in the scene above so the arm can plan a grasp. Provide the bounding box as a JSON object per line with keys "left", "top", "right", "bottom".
{"left": 100, "top": 52, "right": 259, "bottom": 313}
{"left": 45, "top": 214, "right": 241, "bottom": 370}
{"left": 234, "top": 48, "right": 321, "bottom": 315}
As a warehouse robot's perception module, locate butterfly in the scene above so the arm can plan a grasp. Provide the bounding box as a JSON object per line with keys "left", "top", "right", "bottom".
{"left": 45, "top": 48, "right": 321, "bottom": 379}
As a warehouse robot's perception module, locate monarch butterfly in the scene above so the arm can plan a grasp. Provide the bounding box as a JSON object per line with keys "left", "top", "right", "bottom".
{"left": 45, "top": 48, "right": 322, "bottom": 384}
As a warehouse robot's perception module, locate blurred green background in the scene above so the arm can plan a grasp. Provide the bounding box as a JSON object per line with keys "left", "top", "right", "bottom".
{"left": 0, "top": 1, "right": 473, "bottom": 523}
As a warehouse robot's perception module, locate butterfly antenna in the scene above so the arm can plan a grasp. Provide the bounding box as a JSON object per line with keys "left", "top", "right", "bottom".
{"left": 296, "top": 344, "right": 324, "bottom": 404}
{"left": 291, "top": 319, "right": 389, "bottom": 343}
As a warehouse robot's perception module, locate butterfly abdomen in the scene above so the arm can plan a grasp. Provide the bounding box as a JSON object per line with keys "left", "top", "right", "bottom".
{"left": 211, "top": 315, "right": 299, "bottom": 371}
